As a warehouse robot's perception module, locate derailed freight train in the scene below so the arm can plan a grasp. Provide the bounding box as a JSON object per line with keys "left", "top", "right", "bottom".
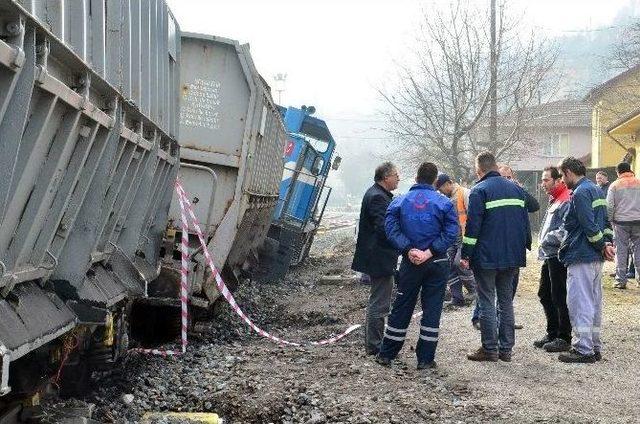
{"left": 150, "top": 32, "right": 287, "bottom": 310}
{"left": 0, "top": 0, "right": 321, "bottom": 409}
{"left": 0, "top": 2, "right": 289, "bottom": 404}
{"left": 0, "top": 0, "right": 181, "bottom": 400}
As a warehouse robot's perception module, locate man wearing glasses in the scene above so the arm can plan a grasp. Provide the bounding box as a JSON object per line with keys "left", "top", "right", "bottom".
{"left": 352, "top": 162, "right": 401, "bottom": 356}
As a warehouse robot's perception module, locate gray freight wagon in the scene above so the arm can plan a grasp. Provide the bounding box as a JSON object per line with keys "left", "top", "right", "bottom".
{"left": 155, "top": 33, "right": 286, "bottom": 305}
{"left": 0, "top": 0, "right": 180, "bottom": 398}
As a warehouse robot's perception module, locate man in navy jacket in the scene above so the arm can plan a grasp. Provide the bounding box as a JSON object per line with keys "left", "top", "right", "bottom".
{"left": 376, "top": 162, "right": 459, "bottom": 369}
{"left": 461, "top": 152, "right": 530, "bottom": 362}
{"left": 557, "top": 157, "right": 614, "bottom": 363}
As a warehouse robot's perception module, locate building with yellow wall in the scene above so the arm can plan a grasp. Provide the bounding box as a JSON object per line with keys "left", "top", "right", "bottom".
{"left": 587, "top": 64, "right": 640, "bottom": 173}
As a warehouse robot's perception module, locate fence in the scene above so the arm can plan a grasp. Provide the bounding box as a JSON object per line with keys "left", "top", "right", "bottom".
{"left": 517, "top": 166, "right": 616, "bottom": 231}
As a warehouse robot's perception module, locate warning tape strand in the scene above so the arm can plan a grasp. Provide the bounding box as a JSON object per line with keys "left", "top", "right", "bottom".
{"left": 134, "top": 180, "right": 427, "bottom": 355}
{"left": 131, "top": 183, "right": 191, "bottom": 356}
{"left": 175, "top": 180, "right": 363, "bottom": 347}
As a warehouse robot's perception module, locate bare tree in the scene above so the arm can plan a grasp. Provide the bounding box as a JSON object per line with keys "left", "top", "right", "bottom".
{"left": 380, "top": 0, "right": 557, "bottom": 180}
{"left": 611, "top": 20, "right": 640, "bottom": 70}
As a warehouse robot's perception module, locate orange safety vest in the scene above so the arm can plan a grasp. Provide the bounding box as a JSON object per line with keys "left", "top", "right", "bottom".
{"left": 455, "top": 187, "right": 467, "bottom": 235}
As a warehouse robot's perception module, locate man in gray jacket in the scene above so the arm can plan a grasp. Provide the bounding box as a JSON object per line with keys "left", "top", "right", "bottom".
{"left": 607, "top": 162, "right": 640, "bottom": 289}
{"left": 533, "top": 166, "right": 572, "bottom": 353}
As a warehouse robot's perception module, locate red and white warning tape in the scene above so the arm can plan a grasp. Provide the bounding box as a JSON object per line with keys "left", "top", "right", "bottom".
{"left": 175, "top": 180, "right": 363, "bottom": 347}
{"left": 130, "top": 186, "right": 191, "bottom": 356}
{"left": 136, "top": 180, "right": 428, "bottom": 355}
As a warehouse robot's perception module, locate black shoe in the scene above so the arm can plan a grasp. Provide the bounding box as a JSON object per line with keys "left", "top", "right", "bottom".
{"left": 594, "top": 351, "right": 602, "bottom": 362}
{"left": 365, "top": 349, "right": 379, "bottom": 356}
{"left": 543, "top": 338, "right": 571, "bottom": 353}
{"left": 499, "top": 351, "right": 512, "bottom": 362}
{"left": 533, "top": 335, "right": 554, "bottom": 349}
{"left": 558, "top": 349, "right": 596, "bottom": 364}
{"left": 514, "top": 324, "right": 524, "bottom": 330}
{"left": 417, "top": 361, "right": 437, "bottom": 370}
{"left": 375, "top": 355, "right": 392, "bottom": 367}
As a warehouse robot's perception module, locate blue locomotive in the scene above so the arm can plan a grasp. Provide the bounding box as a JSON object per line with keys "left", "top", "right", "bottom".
{"left": 259, "top": 105, "right": 339, "bottom": 280}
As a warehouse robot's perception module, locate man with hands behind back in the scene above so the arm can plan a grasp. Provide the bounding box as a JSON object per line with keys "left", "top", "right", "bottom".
{"left": 376, "top": 162, "right": 459, "bottom": 370}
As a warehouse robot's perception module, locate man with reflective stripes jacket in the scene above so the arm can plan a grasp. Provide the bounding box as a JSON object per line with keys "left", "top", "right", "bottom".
{"left": 556, "top": 157, "right": 614, "bottom": 364}
{"left": 558, "top": 181, "right": 612, "bottom": 266}
{"left": 461, "top": 176, "right": 530, "bottom": 270}
{"left": 461, "top": 152, "right": 529, "bottom": 363}
{"left": 376, "top": 162, "right": 459, "bottom": 370}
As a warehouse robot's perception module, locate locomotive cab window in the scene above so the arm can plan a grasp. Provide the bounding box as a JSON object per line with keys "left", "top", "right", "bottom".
{"left": 311, "top": 157, "right": 324, "bottom": 175}
{"left": 306, "top": 135, "right": 330, "bottom": 153}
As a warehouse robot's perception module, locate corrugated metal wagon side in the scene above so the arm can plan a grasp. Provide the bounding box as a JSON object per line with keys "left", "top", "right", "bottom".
{"left": 0, "top": 0, "right": 180, "bottom": 398}
{"left": 161, "top": 33, "right": 285, "bottom": 304}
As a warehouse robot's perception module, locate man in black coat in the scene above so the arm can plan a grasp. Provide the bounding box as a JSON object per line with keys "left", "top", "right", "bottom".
{"left": 352, "top": 162, "right": 400, "bottom": 355}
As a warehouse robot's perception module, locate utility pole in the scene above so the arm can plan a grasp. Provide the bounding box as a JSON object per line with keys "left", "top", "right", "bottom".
{"left": 489, "top": 0, "right": 497, "bottom": 145}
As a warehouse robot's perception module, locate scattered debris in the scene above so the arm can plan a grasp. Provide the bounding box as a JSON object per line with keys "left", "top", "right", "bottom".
{"left": 35, "top": 227, "right": 640, "bottom": 423}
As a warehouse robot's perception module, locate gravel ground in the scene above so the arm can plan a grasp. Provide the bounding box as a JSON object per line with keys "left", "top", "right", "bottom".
{"left": 40, "top": 229, "right": 640, "bottom": 423}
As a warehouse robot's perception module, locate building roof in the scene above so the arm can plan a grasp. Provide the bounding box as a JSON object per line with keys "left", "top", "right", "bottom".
{"left": 607, "top": 105, "right": 640, "bottom": 135}
{"left": 515, "top": 99, "right": 592, "bottom": 128}
{"left": 585, "top": 63, "right": 640, "bottom": 103}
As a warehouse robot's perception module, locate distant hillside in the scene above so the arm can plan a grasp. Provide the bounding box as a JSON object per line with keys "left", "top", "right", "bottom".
{"left": 555, "top": 0, "right": 640, "bottom": 97}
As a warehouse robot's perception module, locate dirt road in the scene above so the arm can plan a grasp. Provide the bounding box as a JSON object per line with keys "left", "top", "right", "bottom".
{"left": 61, "top": 230, "right": 639, "bottom": 423}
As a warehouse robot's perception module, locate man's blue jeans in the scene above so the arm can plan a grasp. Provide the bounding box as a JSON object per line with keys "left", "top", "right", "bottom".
{"left": 472, "top": 269, "right": 519, "bottom": 322}
{"left": 473, "top": 267, "right": 518, "bottom": 353}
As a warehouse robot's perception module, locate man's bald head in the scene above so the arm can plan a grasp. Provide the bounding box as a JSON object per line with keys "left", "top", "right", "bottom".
{"left": 498, "top": 164, "right": 515, "bottom": 181}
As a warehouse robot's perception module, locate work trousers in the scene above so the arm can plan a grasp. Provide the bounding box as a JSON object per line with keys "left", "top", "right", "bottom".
{"left": 538, "top": 257, "right": 571, "bottom": 342}
{"left": 613, "top": 224, "right": 640, "bottom": 285}
{"left": 447, "top": 245, "right": 476, "bottom": 304}
{"left": 378, "top": 256, "right": 448, "bottom": 363}
{"left": 566, "top": 261, "right": 603, "bottom": 355}
{"left": 474, "top": 267, "right": 518, "bottom": 353}
{"left": 472, "top": 268, "right": 518, "bottom": 323}
{"left": 364, "top": 275, "right": 394, "bottom": 355}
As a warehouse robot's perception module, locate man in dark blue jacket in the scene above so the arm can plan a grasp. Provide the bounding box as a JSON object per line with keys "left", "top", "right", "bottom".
{"left": 470, "top": 164, "right": 539, "bottom": 329}
{"left": 352, "top": 162, "right": 400, "bottom": 356}
{"left": 376, "top": 162, "right": 458, "bottom": 370}
{"left": 557, "top": 157, "right": 614, "bottom": 363}
{"left": 461, "top": 152, "right": 530, "bottom": 362}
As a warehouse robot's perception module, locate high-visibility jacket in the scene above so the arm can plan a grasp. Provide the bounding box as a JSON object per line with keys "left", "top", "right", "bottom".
{"left": 558, "top": 177, "right": 612, "bottom": 266}
{"left": 452, "top": 184, "right": 470, "bottom": 235}
{"left": 606, "top": 171, "right": 640, "bottom": 224}
{"left": 461, "top": 171, "right": 530, "bottom": 269}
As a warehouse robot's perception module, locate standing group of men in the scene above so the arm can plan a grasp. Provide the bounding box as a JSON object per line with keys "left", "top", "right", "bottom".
{"left": 353, "top": 151, "right": 628, "bottom": 368}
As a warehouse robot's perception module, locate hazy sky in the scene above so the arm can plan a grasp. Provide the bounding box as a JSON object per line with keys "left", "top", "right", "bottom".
{"left": 166, "top": 0, "right": 635, "bottom": 196}
{"left": 167, "top": 0, "right": 632, "bottom": 116}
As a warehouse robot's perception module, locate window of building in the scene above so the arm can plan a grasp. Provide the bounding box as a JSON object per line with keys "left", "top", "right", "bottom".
{"left": 543, "top": 133, "right": 570, "bottom": 156}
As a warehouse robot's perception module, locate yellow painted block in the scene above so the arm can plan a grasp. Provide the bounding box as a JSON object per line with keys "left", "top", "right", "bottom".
{"left": 23, "top": 392, "right": 40, "bottom": 407}
{"left": 142, "top": 412, "right": 222, "bottom": 424}
{"left": 103, "top": 312, "right": 114, "bottom": 346}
